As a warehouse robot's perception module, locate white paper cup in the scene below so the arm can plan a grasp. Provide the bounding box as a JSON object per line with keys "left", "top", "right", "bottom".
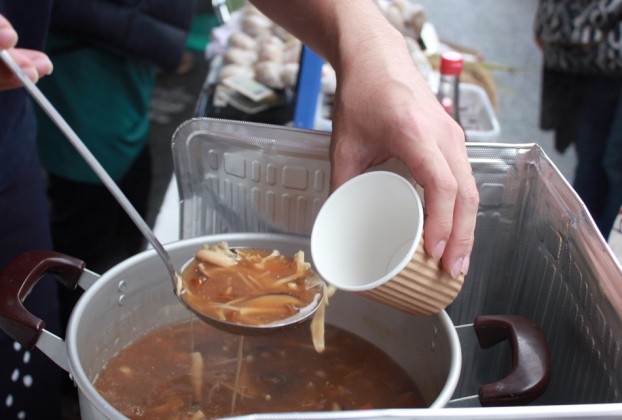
{"left": 311, "top": 171, "right": 463, "bottom": 316}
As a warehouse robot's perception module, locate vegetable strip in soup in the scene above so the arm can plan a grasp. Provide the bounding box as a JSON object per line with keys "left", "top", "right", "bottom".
{"left": 179, "top": 243, "right": 323, "bottom": 326}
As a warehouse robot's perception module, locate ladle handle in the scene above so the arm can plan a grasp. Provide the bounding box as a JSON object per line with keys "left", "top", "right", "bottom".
{"left": 0, "top": 251, "right": 84, "bottom": 349}
{"left": 474, "top": 315, "right": 551, "bottom": 406}
{"left": 0, "top": 49, "right": 177, "bottom": 282}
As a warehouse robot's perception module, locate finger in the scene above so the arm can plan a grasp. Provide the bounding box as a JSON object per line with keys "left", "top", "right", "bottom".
{"left": 0, "top": 14, "right": 18, "bottom": 50}
{"left": 433, "top": 129, "right": 479, "bottom": 277}
{"left": 412, "top": 146, "right": 458, "bottom": 263}
{"left": 441, "top": 167, "right": 478, "bottom": 278}
{"left": 12, "top": 48, "right": 54, "bottom": 81}
{"left": 393, "top": 118, "right": 473, "bottom": 277}
{"left": 1, "top": 49, "right": 39, "bottom": 85}
{"left": 0, "top": 49, "right": 53, "bottom": 90}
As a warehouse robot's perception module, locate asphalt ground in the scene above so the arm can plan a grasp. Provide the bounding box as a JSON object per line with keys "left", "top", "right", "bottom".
{"left": 417, "top": 0, "right": 576, "bottom": 178}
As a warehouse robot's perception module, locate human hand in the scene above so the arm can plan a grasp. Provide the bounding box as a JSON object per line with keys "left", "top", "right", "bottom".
{"left": 0, "top": 13, "right": 53, "bottom": 90}
{"left": 246, "top": 0, "right": 479, "bottom": 278}
{"left": 329, "top": 33, "right": 479, "bottom": 279}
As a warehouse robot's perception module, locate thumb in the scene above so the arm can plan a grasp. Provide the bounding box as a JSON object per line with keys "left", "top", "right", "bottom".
{"left": 328, "top": 127, "right": 367, "bottom": 193}
{"left": 0, "top": 15, "right": 18, "bottom": 50}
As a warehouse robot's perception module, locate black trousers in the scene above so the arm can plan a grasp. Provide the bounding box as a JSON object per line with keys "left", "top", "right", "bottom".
{"left": 0, "top": 149, "right": 63, "bottom": 420}
{"left": 47, "top": 145, "right": 152, "bottom": 330}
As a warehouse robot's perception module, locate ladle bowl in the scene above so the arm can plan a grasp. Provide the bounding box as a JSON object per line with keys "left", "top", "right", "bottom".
{"left": 177, "top": 248, "right": 325, "bottom": 335}
{"left": 0, "top": 49, "right": 324, "bottom": 335}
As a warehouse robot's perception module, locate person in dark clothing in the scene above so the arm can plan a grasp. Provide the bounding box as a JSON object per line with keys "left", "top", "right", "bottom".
{"left": 535, "top": 0, "right": 622, "bottom": 239}
{"left": 1, "top": 1, "right": 196, "bottom": 417}
{"left": 35, "top": 0, "right": 196, "bottom": 415}
{"left": 35, "top": 0, "right": 196, "bottom": 321}
{"left": 0, "top": 4, "right": 62, "bottom": 419}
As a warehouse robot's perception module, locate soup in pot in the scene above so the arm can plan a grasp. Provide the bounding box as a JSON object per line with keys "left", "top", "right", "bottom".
{"left": 94, "top": 320, "right": 426, "bottom": 419}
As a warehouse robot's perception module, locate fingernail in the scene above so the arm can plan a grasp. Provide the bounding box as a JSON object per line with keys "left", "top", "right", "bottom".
{"left": 432, "top": 240, "right": 446, "bottom": 262}
{"left": 461, "top": 255, "right": 470, "bottom": 276}
{"left": 24, "top": 66, "right": 39, "bottom": 83}
{"left": 34, "top": 56, "right": 53, "bottom": 75}
{"left": 0, "top": 28, "right": 18, "bottom": 47}
{"left": 451, "top": 257, "right": 464, "bottom": 279}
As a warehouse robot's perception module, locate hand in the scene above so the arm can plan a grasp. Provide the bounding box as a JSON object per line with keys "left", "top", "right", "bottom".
{"left": 330, "top": 33, "right": 479, "bottom": 278}
{"left": 0, "top": 14, "right": 53, "bottom": 90}
{"left": 248, "top": 0, "right": 479, "bottom": 278}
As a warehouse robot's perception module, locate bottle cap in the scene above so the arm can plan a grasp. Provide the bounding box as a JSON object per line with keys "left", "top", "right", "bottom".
{"left": 440, "top": 51, "right": 463, "bottom": 76}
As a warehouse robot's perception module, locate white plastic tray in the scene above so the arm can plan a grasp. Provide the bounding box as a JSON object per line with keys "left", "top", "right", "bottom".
{"left": 314, "top": 83, "right": 500, "bottom": 142}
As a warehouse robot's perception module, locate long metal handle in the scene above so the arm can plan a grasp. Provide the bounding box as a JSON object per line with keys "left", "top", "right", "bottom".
{"left": 0, "top": 49, "right": 177, "bottom": 281}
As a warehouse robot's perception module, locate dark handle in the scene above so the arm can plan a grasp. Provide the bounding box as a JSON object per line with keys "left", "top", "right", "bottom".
{"left": 474, "top": 315, "right": 551, "bottom": 406}
{"left": 0, "top": 251, "right": 85, "bottom": 349}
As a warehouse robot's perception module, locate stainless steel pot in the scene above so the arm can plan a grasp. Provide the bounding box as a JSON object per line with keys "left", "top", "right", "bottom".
{"left": 0, "top": 233, "right": 549, "bottom": 419}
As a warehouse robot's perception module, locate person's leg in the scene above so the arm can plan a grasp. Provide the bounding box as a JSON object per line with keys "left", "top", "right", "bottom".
{"left": 0, "top": 149, "right": 62, "bottom": 420}
{"left": 572, "top": 76, "right": 622, "bottom": 235}
{"left": 116, "top": 144, "right": 152, "bottom": 256}
{"left": 46, "top": 157, "right": 150, "bottom": 416}
{"left": 48, "top": 144, "right": 152, "bottom": 327}
{"left": 601, "top": 88, "right": 622, "bottom": 238}
{"left": 47, "top": 174, "right": 130, "bottom": 344}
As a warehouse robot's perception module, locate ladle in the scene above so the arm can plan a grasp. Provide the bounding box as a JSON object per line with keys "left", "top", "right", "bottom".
{"left": 0, "top": 49, "right": 323, "bottom": 335}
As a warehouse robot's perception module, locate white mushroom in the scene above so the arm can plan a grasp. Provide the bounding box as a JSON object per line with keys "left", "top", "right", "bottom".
{"left": 384, "top": 4, "right": 406, "bottom": 33}
{"left": 258, "top": 43, "right": 284, "bottom": 63}
{"left": 229, "top": 31, "right": 257, "bottom": 50}
{"left": 254, "top": 61, "right": 284, "bottom": 89}
{"left": 223, "top": 48, "right": 258, "bottom": 67}
{"left": 281, "top": 62, "right": 300, "bottom": 89}
{"left": 196, "top": 248, "right": 238, "bottom": 267}
{"left": 320, "top": 64, "right": 337, "bottom": 94}
{"left": 218, "top": 64, "right": 255, "bottom": 81}
{"left": 283, "top": 40, "right": 302, "bottom": 63}
{"left": 241, "top": 14, "right": 273, "bottom": 37}
{"left": 408, "top": 5, "right": 427, "bottom": 38}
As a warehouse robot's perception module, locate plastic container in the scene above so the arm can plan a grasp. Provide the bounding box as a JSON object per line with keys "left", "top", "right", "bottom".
{"left": 460, "top": 83, "right": 500, "bottom": 142}
{"left": 314, "top": 83, "right": 500, "bottom": 142}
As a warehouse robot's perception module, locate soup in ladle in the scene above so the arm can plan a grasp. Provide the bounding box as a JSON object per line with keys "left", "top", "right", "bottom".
{"left": 178, "top": 243, "right": 325, "bottom": 328}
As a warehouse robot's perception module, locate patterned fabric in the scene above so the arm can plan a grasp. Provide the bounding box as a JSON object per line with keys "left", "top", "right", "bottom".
{"left": 535, "top": 0, "right": 622, "bottom": 74}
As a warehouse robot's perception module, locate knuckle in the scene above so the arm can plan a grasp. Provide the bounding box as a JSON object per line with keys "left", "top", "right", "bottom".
{"left": 460, "top": 181, "right": 480, "bottom": 209}
{"left": 435, "top": 174, "right": 459, "bottom": 197}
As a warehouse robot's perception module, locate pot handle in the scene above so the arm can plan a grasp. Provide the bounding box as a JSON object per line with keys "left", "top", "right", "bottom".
{"left": 0, "top": 251, "right": 85, "bottom": 349}
{"left": 474, "top": 314, "right": 551, "bottom": 406}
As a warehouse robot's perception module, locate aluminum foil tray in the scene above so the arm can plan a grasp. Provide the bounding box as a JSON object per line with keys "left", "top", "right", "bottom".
{"left": 172, "top": 118, "right": 622, "bottom": 419}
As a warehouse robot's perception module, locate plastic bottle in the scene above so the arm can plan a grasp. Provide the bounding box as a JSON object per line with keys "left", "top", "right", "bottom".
{"left": 436, "top": 51, "right": 464, "bottom": 125}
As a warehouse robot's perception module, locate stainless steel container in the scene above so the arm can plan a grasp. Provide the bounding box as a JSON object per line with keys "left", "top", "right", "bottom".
{"left": 2, "top": 117, "right": 619, "bottom": 419}
{"left": 171, "top": 118, "right": 622, "bottom": 418}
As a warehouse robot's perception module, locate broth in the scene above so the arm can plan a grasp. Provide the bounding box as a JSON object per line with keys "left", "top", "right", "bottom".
{"left": 179, "top": 244, "right": 323, "bottom": 326}
{"left": 94, "top": 320, "right": 426, "bottom": 419}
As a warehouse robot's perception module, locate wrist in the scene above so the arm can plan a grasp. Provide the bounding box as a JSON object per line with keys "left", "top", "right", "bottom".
{"left": 328, "top": 1, "right": 406, "bottom": 75}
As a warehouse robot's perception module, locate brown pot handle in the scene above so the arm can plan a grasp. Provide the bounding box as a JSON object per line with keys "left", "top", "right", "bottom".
{"left": 474, "top": 314, "right": 551, "bottom": 406}
{"left": 0, "top": 251, "right": 85, "bottom": 349}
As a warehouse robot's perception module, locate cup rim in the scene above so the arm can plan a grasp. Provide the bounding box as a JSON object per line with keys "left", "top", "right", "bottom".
{"left": 310, "top": 171, "right": 424, "bottom": 291}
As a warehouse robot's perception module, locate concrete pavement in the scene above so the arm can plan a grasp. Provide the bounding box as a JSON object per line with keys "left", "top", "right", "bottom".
{"left": 417, "top": 0, "right": 576, "bottom": 179}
